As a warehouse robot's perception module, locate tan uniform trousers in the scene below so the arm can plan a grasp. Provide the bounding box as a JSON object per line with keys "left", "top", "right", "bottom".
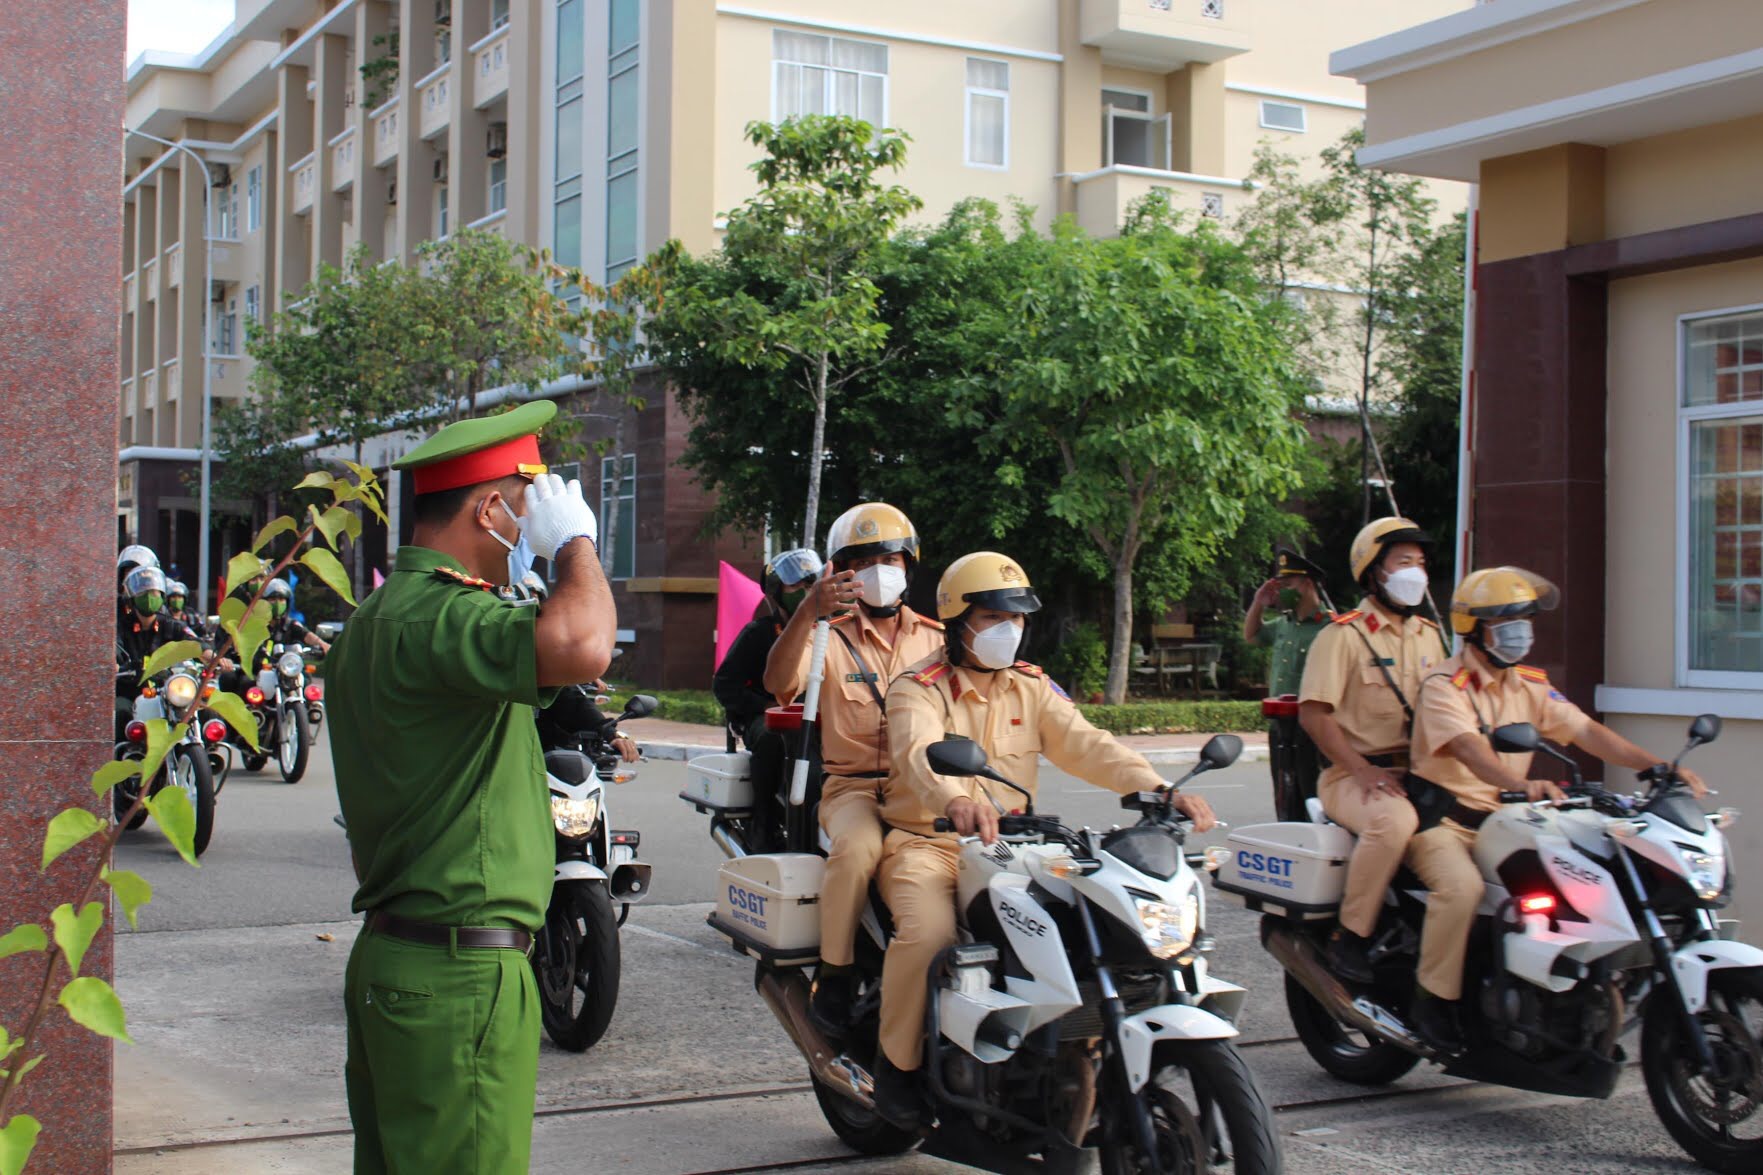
{"left": 1318, "top": 769, "right": 1420, "bottom": 939}
{"left": 817, "top": 775, "right": 887, "bottom": 968}
{"left": 1405, "top": 820, "right": 1483, "bottom": 1001}
{"left": 876, "top": 831, "right": 961, "bottom": 1070}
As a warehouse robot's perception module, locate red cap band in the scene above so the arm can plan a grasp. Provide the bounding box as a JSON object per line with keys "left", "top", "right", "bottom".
{"left": 411, "top": 434, "right": 542, "bottom": 495}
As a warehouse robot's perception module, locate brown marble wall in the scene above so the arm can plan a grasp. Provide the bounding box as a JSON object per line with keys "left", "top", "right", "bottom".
{"left": 0, "top": 2, "right": 126, "bottom": 1169}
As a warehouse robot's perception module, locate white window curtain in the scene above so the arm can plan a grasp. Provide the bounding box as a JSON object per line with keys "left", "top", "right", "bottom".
{"left": 773, "top": 30, "right": 886, "bottom": 126}
{"left": 965, "top": 58, "right": 1008, "bottom": 168}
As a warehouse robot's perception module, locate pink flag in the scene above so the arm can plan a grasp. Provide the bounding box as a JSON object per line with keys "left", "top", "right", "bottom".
{"left": 372, "top": 568, "right": 386, "bottom": 589}
{"left": 715, "top": 561, "right": 765, "bottom": 668}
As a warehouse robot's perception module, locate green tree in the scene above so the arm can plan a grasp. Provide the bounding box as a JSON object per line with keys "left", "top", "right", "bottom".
{"left": 646, "top": 116, "right": 922, "bottom": 547}
{"left": 1233, "top": 144, "right": 1347, "bottom": 390}
{"left": 976, "top": 202, "right": 1308, "bottom": 703}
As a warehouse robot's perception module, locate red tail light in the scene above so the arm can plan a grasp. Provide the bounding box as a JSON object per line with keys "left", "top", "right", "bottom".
{"left": 1519, "top": 894, "right": 1556, "bottom": 915}
{"left": 1261, "top": 695, "right": 1300, "bottom": 719}
{"left": 125, "top": 721, "right": 147, "bottom": 743}
{"left": 304, "top": 684, "right": 323, "bottom": 702}
{"left": 202, "top": 719, "right": 228, "bottom": 744}
{"left": 245, "top": 687, "right": 266, "bottom": 706}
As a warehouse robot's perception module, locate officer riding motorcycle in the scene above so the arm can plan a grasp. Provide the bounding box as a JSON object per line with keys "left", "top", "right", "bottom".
{"left": 165, "top": 578, "right": 209, "bottom": 642}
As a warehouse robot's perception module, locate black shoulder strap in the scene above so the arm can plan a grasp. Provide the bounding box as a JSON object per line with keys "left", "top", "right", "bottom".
{"left": 831, "top": 626, "right": 889, "bottom": 712}
{"left": 1346, "top": 622, "right": 1415, "bottom": 734}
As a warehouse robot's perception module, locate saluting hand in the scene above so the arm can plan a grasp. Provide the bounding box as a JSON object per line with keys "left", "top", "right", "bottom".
{"left": 520, "top": 473, "right": 599, "bottom": 560}
{"left": 1253, "top": 578, "right": 1283, "bottom": 608}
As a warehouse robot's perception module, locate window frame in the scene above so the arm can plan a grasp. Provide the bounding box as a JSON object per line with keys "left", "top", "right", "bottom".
{"left": 488, "top": 157, "right": 507, "bottom": 214}
{"left": 1100, "top": 86, "right": 1168, "bottom": 170}
{"left": 963, "top": 56, "right": 1009, "bottom": 171}
{"left": 769, "top": 29, "right": 890, "bottom": 128}
{"left": 1676, "top": 300, "right": 1763, "bottom": 690}
{"left": 245, "top": 165, "right": 263, "bottom": 233}
{"left": 599, "top": 453, "right": 637, "bottom": 580}
{"left": 1258, "top": 99, "right": 1308, "bottom": 133}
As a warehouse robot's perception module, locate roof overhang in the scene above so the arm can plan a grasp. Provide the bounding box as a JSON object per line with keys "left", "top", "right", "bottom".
{"left": 1331, "top": 0, "right": 1654, "bottom": 85}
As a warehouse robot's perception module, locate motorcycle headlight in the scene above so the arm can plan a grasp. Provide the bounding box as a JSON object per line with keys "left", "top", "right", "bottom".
{"left": 551, "top": 791, "right": 601, "bottom": 839}
{"left": 1133, "top": 892, "right": 1200, "bottom": 960}
{"left": 1680, "top": 847, "right": 1726, "bottom": 903}
{"left": 164, "top": 673, "right": 199, "bottom": 710}
{"left": 277, "top": 651, "right": 305, "bottom": 678}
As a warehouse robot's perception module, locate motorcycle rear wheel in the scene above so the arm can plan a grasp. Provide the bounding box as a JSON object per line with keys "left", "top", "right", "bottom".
{"left": 278, "top": 706, "right": 310, "bottom": 783}
{"left": 1285, "top": 974, "right": 1421, "bottom": 1086}
{"left": 535, "top": 880, "right": 621, "bottom": 1052}
{"left": 810, "top": 1066, "right": 917, "bottom": 1157}
{"left": 1100, "top": 1041, "right": 1283, "bottom": 1175}
{"left": 114, "top": 777, "right": 149, "bottom": 830}
{"left": 1643, "top": 965, "right": 1763, "bottom": 1174}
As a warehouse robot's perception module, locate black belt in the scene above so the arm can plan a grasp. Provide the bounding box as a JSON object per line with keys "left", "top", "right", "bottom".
{"left": 366, "top": 910, "right": 532, "bottom": 953}
{"left": 1445, "top": 802, "right": 1490, "bottom": 831}
{"left": 832, "top": 771, "right": 889, "bottom": 780}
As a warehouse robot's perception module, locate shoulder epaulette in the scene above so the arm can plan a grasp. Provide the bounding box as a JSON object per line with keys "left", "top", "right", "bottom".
{"left": 1450, "top": 668, "right": 1473, "bottom": 690}
{"left": 1419, "top": 616, "right": 1440, "bottom": 630}
{"left": 1332, "top": 610, "right": 1363, "bottom": 626}
{"left": 828, "top": 612, "right": 855, "bottom": 626}
{"left": 1515, "top": 665, "right": 1549, "bottom": 684}
{"left": 434, "top": 566, "right": 495, "bottom": 591}
{"left": 916, "top": 615, "right": 945, "bottom": 632}
{"left": 908, "top": 661, "right": 952, "bottom": 687}
{"left": 1010, "top": 661, "right": 1044, "bottom": 678}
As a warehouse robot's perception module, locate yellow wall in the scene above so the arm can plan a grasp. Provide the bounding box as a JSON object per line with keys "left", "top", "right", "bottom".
{"left": 1605, "top": 113, "right": 1763, "bottom": 241}
{"left": 1232, "top": 0, "right": 1469, "bottom": 103}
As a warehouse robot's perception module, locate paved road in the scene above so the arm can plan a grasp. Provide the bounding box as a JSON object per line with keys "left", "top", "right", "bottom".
{"left": 112, "top": 729, "right": 1718, "bottom": 1173}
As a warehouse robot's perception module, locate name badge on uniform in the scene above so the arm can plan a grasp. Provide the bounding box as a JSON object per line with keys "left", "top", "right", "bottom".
{"left": 845, "top": 672, "right": 878, "bottom": 683}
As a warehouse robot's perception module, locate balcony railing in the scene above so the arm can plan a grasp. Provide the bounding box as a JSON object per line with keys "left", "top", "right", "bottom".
{"left": 418, "top": 68, "right": 451, "bottom": 140}
{"left": 290, "top": 152, "right": 316, "bottom": 215}
{"left": 1080, "top": 0, "right": 1252, "bottom": 69}
{"left": 1071, "top": 165, "right": 1252, "bottom": 238}
{"left": 143, "top": 257, "right": 159, "bottom": 301}
{"left": 373, "top": 98, "right": 400, "bottom": 167}
{"left": 123, "top": 272, "right": 137, "bottom": 312}
{"left": 162, "top": 357, "right": 180, "bottom": 402}
{"left": 165, "top": 243, "right": 182, "bottom": 288}
{"left": 330, "top": 128, "right": 357, "bottom": 192}
{"left": 467, "top": 208, "right": 508, "bottom": 237}
{"left": 473, "top": 27, "right": 509, "bottom": 108}
{"left": 141, "top": 369, "right": 157, "bottom": 406}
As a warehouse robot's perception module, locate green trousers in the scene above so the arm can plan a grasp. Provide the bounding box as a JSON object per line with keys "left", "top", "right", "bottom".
{"left": 344, "top": 927, "right": 541, "bottom": 1175}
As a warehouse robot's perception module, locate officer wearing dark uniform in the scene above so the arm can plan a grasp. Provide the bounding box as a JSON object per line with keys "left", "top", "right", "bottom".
{"left": 115, "top": 566, "right": 201, "bottom": 739}
{"left": 327, "top": 401, "right": 616, "bottom": 1174}
{"left": 165, "top": 579, "right": 209, "bottom": 643}
{"left": 713, "top": 547, "right": 822, "bottom": 744}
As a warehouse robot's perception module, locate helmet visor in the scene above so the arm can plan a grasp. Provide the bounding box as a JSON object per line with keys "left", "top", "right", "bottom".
{"left": 964, "top": 587, "right": 1041, "bottom": 615}
{"left": 770, "top": 548, "right": 823, "bottom": 588}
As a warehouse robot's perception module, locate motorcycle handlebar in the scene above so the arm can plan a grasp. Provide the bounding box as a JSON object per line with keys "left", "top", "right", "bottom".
{"left": 933, "top": 817, "right": 954, "bottom": 833}
{"left": 1498, "top": 791, "right": 1531, "bottom": 804}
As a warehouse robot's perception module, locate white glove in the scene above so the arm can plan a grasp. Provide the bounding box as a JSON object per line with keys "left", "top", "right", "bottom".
{"left": 519, "top": 473, "right": 598, "bottom": 560}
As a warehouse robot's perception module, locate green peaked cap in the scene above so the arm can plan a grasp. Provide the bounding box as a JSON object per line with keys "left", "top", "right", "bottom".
{"left": 394, "top": 400, "right": 557, "bottom": 492}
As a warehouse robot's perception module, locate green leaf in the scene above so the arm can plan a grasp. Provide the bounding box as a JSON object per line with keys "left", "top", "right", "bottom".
{"left": 50, "top": 902, "right": 103, "bottom": 978}
{"left": 251, "top": 516, "right": 299, "bottom": 554}
{"left": 12, "top": 1056, "right": 43, "bottom": 1083}
{"left": 138, "top": 639, "right": 202, "bottom": 684}
{"left": 103, "top": 868, "right": 154, "bottom": 930}
{"left": 57, "top": 976, "right": 132, "bottom": 1044}
{"left": 41, "top": 809, "right": 105, "bottom": 872}
{"left": 225, "top": 550, "right": 267, "bottom": 596}
{"left": 144, "top": 786, "right": 200, "bottom": 867}
{"left": 204, "top": 689, "right": 261, "bottom": 752}
{"left": 301, "top": 547, "right": 357, "bottom": 607}
{"left": 91, "top": 759, "right": 143, "bottom": 798}
{"left": 228, "top": 608, "right": 272, "bottom": 675}
{"left": 0, "top": 1114, "right": 41, "bottom": 1175}
{"left": 139, "top": 720, "right": 185, "bottom": 788}
{"left": 0, "top": 924, "right": 47, "bottom": 961}
{"left": 218, "top": 595, "right": 247, "bottom": 632}
{"left": 294, "top": 470, "right": 338, "bottom": 491}
{"left": 310, "top": 504, "right": 353, "bottom": 550}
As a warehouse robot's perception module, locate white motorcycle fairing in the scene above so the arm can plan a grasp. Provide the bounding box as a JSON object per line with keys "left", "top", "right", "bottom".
{"left": 1671, "top": 938, "right": 1763, "bottom": 1014}
{"left": 1117, "top": 1003, "right": 1240, "bottom": 1092}
{"left": 554, "top": 860, "right": 608, "bottom": 882}
{"left": 988, "top": 873, "right": 1082, "bottom": 1034}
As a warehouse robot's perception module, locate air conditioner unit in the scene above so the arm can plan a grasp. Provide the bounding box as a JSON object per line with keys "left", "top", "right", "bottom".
{"left": 387, "top": 179, "right": 398, "bottom": 205}
{"left": 210, "top": 282, "right": 227, "bottom": 304}
{"left": 486, "top": 122, "right": 507, "bottom": 160}
{"left": 210, "top": 163, "right": 232, "bottom": 188}
{"left": 434, "top": 0, "right": 451, "bottom": 28}
{"left": 344, "top": 88, "right": 356, "bottom": 108}
{"left": 432, "top": 156, "right": 449, "bottom": 183}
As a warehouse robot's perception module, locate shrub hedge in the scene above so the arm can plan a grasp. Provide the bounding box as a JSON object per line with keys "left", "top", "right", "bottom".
{"left": 1075, "top": 700, "right": 1264, "bottom": 735}
{"left": 605, "top": 688, "right": 725, "bottom": 728}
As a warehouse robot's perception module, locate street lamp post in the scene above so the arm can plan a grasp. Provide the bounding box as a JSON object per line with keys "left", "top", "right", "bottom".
{"left": 123, "top": 127, "right": 217, "bottom": 614}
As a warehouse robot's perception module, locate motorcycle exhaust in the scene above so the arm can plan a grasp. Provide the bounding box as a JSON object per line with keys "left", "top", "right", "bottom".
{"left": 1263, "top": 923, "right": 1433, "bottom": 1058}
{"left": 754, "top": 968, "right": 875, "bottom": 1111}
{"left": 709, "top": 821, "right": 748, "bottom": 860}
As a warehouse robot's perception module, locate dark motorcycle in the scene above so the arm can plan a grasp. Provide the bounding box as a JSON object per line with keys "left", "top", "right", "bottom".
{"left": 237, "top": 643, "right": 324, "bottom": 781}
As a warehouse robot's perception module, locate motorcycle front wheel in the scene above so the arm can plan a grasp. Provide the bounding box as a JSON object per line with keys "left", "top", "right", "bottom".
{"left": 165, "top": 743, "right": 216, "bottom": 858}
{"left": 278, "top": 705, "right": 310, "bottom": 783}
{"left": 1643, "top": 966, "right": 1763, "bottom": 1173}
{"left": 534, "top": 880, "right": 621, "bottom": 1052}
{"left": 1100, "top": 1041, "right": 1282, "bottom": 1175}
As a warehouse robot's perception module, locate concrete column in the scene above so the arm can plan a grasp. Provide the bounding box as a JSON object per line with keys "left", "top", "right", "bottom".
{"left": 1056, "top": 0, "right": 1103, "bottom": 217}
{"left": 313, "top": 34, "right": 349, "bottom": 272}
{"left": 0, "top": 3, "right": 125, "bottom": 1169}
{"left": 397, "top": 0, "right": 439, "bottom": 261}
{"left": 506, "top": 0, "right": 544, "bottom": 245}
{"left": 1479, "top": 144, "right": 1607, "bottom": 264}
{"left": 356, "top": 1, "right": 393, "bottom": 261}
{"left": 648, "top": 0, "right": 717, "bottom": 255}
{"left": 274, "top": 64, "right": 314, "bottom": 309}
{"left": 448, "top": 0, "right": 488, "bottom": 231}
{"left": 177, "top": 154, "right": 207, "bottom": 448}
{"left": 1166, "top": 61, "right": 1226, "bottom": 175}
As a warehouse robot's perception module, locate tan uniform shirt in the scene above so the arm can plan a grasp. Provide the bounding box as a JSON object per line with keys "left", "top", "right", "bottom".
{"left": 764, "top": 606, "right": 945, "bottom": 778}
{"left": 883, "top": 657, "right": 1166, "bottom": 836}
{"left": 1409, "top": 649, "right": 1591, "bottom": 812}
{"left": 1298, "top": 598, "right": 1445, "bottom": 782}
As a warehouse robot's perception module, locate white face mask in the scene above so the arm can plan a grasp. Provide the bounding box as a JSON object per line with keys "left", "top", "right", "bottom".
{"left": 1380, "top": 565, "right": 1429, "bottom": 608}
{"left": 1484, "top": 618, "right": 1534, "bottom": 664}
{"left": 967, "top": 618, "right": 1023, "bottom": 670}
{"left": 854, "top": 563, "right": 907, "bottom": 609}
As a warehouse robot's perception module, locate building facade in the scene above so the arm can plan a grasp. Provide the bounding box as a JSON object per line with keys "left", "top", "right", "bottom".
{"left": 1337, "top": 0, "right": 1763, "bottom": 920}
{"left": 121, "top": 0, "right": 1466, "bottom": 684}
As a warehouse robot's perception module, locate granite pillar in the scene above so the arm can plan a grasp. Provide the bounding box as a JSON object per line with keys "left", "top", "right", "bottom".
{"left": 0, "top": 2, "right": 126, "bottom": 1171}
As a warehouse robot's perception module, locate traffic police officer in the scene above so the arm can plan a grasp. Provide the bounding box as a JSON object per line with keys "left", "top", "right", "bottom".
{"left": 1245, "top": 547, "right": 1332, "bottom": 819}
{"left": 328, "top": 400, "right": 616, "bottom": 1175}
{"left": 1298, "top": 517, "right": 1447, "bottom": 983}
{"left": 764, "top": 504, "right": 945, "bottom": 1034}
{"left": 1403, "top": 567, "right": 1705, "bottom": 1051}
{"left": 875, "top": 552, "right": 1217, "bottom": 1126}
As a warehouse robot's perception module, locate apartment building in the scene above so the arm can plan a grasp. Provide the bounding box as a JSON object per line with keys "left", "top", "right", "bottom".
{"left": 120, "top": 0, "right": 1467, "bottom": 684}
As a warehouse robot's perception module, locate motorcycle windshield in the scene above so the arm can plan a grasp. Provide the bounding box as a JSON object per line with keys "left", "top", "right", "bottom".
{"left": 1646, "top": 791, "right": 1708, "bottom": 835}
{"left": 1100, "top": 825, "right": 1182, "bottom": 881}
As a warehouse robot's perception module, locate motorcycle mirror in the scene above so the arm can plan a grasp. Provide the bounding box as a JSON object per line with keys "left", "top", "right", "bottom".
{"left": 927, "top": 736, "right": 988, "bottom": 778}
{"left": 1199, "top": 734, "right": 1243, "bottom": 770}
{"left": 1490, "top": 723, "right": 1541, "bottom": 754}
{"left": 1687, "top": 713, "right": 1721, "bottom": 748}
{"left": 623, "top": 694, "right": 659, "bottom": 720}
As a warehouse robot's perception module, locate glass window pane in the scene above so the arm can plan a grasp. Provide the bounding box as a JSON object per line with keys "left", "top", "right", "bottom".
{"left": 554, "top": 193, "right": 581, "bottom": 268}
{"left": 831, "top": 69, "right": 860, "bottom": 118}
{"left": 773, "top": 30, "right": 827, "bottom": 66}
{"left": 607, "top": 170, "right": 637, "bottom": 268}
{"left": 556, "top": 0, "right": 583, "bottom": 82}
{"left": 859, "top": 73, "right": 884, "bottom": 126}
{"left": 967, "top": 58, "right": 1008, "bottom": 91}
{"left": 1691, "top": 416, "right": 1763, "bottom": 672}
{"left": 555, "top": 96, "right": 583, "bottom": 182}
{"left": 610, "top": 0, "right": 639, "bottom": 55}
{"left": 608, "top": 68, "right": 639, "bottom": 160}
{"left": 830, "top": 37, "right": 886, "bottom": 73}
{"left": 1102, "top": 88, "right": 1150, "bottom": 113}
{"left": 969, "top": 92, "right": 1005, "bottom": 166}
{"left": 1686, "top": 311, "right": 1763, "bottom": 407}
{"left": 1110, "top": 114, "right": 1152, "bottom": 167}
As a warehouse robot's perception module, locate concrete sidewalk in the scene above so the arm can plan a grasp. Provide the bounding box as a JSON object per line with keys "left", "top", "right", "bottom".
{"left": 624, "top": 716, "right": 1269, "bottom": 765}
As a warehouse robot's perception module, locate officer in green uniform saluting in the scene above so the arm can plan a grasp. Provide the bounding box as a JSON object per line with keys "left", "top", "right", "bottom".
{"left": 327, "top": 400, "right": 616, "bottom": 1175}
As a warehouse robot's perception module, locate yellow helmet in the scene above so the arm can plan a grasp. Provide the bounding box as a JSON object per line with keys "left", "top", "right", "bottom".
{"left": 1450, "top": 567, "right": 1559, "bottom": 635}
{"left": 1349, "top": 516, "right": 1433, "bottom": 583}
{"left": 825, "top": 502, "right": 920, "bottom": 566}
{"left": 936, "top": 552, "right": 1041, "bottom": 621}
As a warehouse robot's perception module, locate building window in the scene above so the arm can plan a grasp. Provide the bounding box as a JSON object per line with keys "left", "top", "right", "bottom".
{"left": 436, "top": 184, "right": 449, "bottom": 237}
{"left": 492, "top": 0, "right": 510, "bottom": 30}
{"left": 246, "top": 166, "right": 263, "bottom": 232}
{"left": 600, "top": 455, "right": 636, "bottom": 579}
{"left": 964, "top": 58, "right": 1008, "bottom": 169}
{"left": 244, "top": 285, "right": 260, "bottom": 325}
{"left": 1683, "top": 308, "right": 1763, "bottom": 684}
{"left": 1259, "top": 99, "right": 1307, "bottom": 133}
{"left": 606, "top": 0, "right": 640, "bottom": 281}
{"left": 436, "top": 29, "right": 452, "bottom": 67}
{"left": 554, "top": 0, "right": 585, "bottom": 269}
{"left": 772, "top": 30, "right": 887, "bottom": 126}
{"left": 1102, "top": 88, "right": 1169, "bottom": 170}
{"left": 214, "top": 182, "right": 239, "bottom": 239}
{"left": 488, "top": 158, "right": 507, "bottom": 214}
{"left": 212, "top": 298, "right": 237, "bottom": 356}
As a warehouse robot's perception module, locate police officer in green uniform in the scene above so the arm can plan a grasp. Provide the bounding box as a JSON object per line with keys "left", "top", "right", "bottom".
{"left": 1244, "top": 547, "right": 1333, "bottom": 820}
{"left": 327, "top": 400, "right": 617, "bottom": 1175}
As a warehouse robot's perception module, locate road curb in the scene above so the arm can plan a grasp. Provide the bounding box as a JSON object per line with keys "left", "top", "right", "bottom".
{"left": 638, "top": 741, "right": 1270, "bottom": 766}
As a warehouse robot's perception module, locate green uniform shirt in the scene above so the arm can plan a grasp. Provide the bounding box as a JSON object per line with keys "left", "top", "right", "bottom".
{"left": 328, "top": 546, "right": 555, "bottom": 933}
{"left": 1255, "top": 613, "right": 1331, "bottom": 698}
